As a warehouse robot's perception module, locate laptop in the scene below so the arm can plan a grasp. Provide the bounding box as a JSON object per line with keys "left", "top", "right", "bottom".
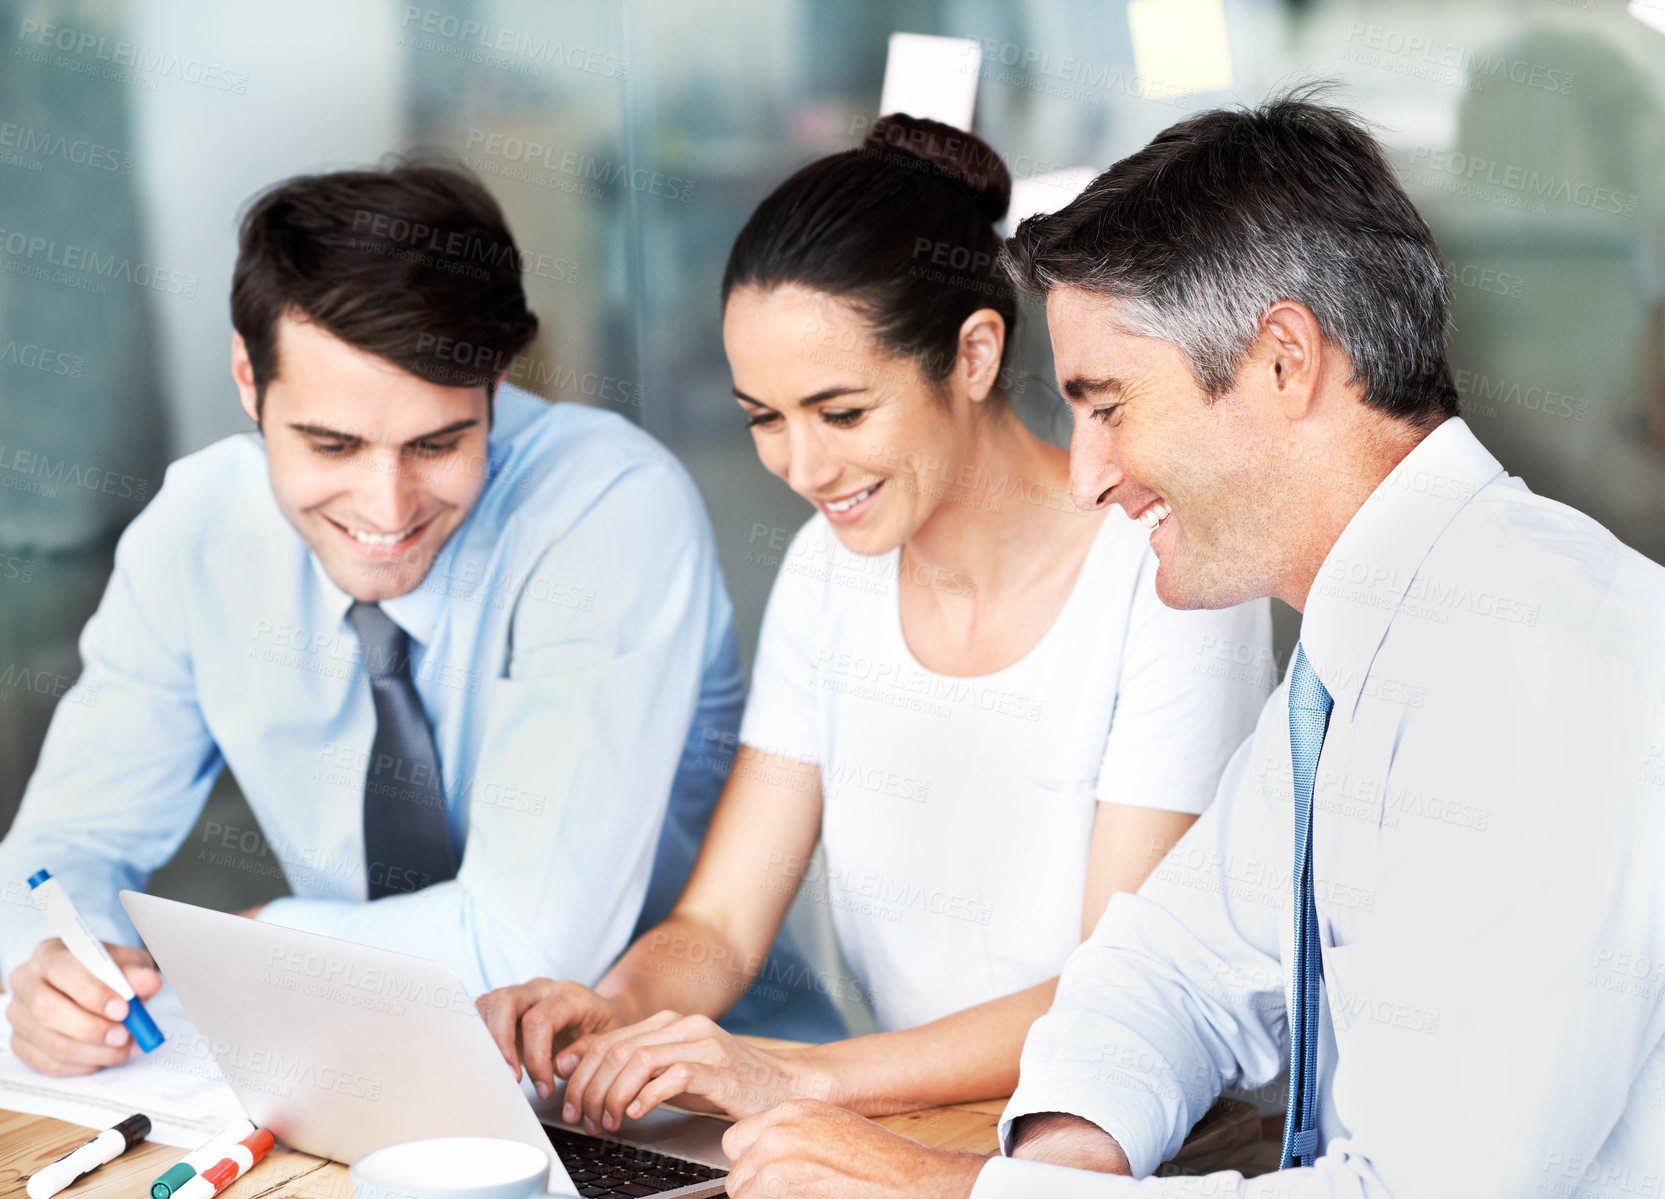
{"left": 120, "top": 891, "right": 730, "bottom": 1198}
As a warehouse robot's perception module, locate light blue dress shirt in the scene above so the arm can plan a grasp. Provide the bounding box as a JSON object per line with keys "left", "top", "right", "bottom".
{"left": 975, "top": 417, "right": 1665, "bottom": 1196}
{"left": 0, "top": 384, "right": 840, "bottom": 1039}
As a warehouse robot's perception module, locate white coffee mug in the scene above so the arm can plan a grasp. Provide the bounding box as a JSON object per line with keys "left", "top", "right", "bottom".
{"left": 350, "top": 1137, "right": 550, "bottom": 1199}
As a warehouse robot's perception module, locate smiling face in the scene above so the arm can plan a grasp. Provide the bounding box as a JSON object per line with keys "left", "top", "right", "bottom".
{"left": 723, "top": 284, "right": 988, "bottom": 557}
{"left": 233, "top": 314, "right": 492, "bottom": 603}
{"left": 1048, "top": 286, "right": 1289, "bottom": 610}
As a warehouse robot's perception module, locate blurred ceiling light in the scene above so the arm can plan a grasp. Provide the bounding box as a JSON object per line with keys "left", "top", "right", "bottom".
{"left": 1127, "top": 0, "right": 1234, "bottom": 94}
{"left": 879, "top": 32, "right": 982, "bottom": 130}
{"left": 1629, "top": 0, "right": 1665, "bottom": 34}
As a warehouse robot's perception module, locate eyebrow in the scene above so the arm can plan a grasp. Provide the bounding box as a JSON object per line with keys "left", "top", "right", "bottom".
{"left": 1059, "top": 375, "right": 1127, "bottom": 403}
{"left": 733, "top": 385, "right": 869, "bottom": 409}
{"left": 287, "top": 419, "right": 479, "bottom": 446}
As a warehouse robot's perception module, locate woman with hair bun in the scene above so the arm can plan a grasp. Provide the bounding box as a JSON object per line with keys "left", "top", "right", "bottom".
{"left": 479, "top": 115, "right": 1271, "bottom": 1127}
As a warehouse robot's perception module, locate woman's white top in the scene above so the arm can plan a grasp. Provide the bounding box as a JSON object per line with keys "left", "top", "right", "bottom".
{"left": 739, "top": 512, "right": 1273, "bottom": 1032}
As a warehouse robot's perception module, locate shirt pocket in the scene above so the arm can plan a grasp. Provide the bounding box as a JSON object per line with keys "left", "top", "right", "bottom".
{"left": 1314, "top": 693, "right": 1405, "bottom": 949}
{"left": 1021, "top": 693, "right": 1112, "bottom": 797}
{"left": 1321, "top": 941, "right": 1444, "bottom": 1136}
{"left": 1325, "top": 943, "right": 1440, "bottom": 1037}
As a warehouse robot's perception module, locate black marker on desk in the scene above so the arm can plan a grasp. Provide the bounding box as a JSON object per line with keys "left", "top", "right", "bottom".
{"left": 26, "top": 1113, "right": 151, "bottom": 1199}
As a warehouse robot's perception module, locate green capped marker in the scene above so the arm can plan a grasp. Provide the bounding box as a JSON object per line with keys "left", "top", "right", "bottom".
{"left": 151, "top": 1119, "right": 256, "bottom": 1199}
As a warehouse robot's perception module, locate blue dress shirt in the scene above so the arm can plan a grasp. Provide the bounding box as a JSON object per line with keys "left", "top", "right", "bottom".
{"left": 0, "top": 384, "right": 840, "bottom": 1040}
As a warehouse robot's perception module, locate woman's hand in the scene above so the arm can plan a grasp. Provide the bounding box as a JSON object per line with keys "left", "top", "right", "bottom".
{"left": 475, "top": 978, "right": 629, "bottom": 1099}
{"left": 557, "top": 1011, "right": 830, "bottom": 1133}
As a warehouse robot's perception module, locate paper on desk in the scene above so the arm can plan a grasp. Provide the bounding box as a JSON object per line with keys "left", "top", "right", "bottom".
{"left": 0, "top": 986, "right": 248, "bottom": 1146}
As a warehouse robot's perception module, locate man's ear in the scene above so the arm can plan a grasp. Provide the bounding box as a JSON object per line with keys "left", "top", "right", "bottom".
{"left": 231, "top": 332, "right": 260, "bottom": 426}
{"left": 1258, "top": 301, "right": 1325, "bottom": 421}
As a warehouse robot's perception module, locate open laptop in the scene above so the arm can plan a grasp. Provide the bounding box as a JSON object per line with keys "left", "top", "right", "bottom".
{"left": 121, "top": 891, "right": 730, "bottom": 1198}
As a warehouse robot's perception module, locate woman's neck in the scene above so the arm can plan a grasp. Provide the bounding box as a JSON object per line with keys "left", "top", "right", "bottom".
{"left": 901, "top": 406, "right": 1085, "bottom": 599}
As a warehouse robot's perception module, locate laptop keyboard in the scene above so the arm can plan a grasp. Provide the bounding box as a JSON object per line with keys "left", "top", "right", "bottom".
{"left": 542, "top": 1124, "right": 727, "bottom": 1197}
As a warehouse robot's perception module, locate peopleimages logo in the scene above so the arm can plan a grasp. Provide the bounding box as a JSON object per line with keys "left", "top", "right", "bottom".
{"left": 349, "top": 209, "right": 583, "bottom": 282}
{"left": 1454, "top": 368, "right": 1588, "bottom": 423}
{"left": 399, "top": 8, "right": 631, "bottom": 79}
{"left": 1343, "top": 22, "right": 1575, "bottom": 96}
{"left": 1406, "top": 147, "right": 1638, "bottom": 218}
{"left": 263, "top": 946, "right": 477, "bottom": 1017}
{"left": 0, "top": 339, "right": 84, "bottom": 377}
{"left": 464, "top": 129, "right": 694, "bottom": 203}
{"left": 0, "top": 444, "right": 149, "bottom": 500}
{"left": 961, "top": 36, "right": 1191, "bottom": 106}
{"left": 0, "top": 227, "right": 199, "bottom": 297}
{"left": 16, "top": 19, "right": 250, "bottom": 93}
{"left": 0, "top": 122, "right": 132, "bottom": 173}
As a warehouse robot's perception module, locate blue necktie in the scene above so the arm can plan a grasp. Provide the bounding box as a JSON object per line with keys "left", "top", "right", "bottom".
{"left": 348, "top": 602, "right": 458, "bottom": 900}
{"left": 1281, "top": 644, "right": 1333, "bottom": 1169}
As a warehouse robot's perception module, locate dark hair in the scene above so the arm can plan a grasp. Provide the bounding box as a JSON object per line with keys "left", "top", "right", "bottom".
{"left": 722, "top": 113, "right": 1017, "bottom": 389}
{"left": 231, "top": 158, "right": 539, "bottom": 414}
{"left": 1001, "top": 88, "right": 1458, "bottom": 428}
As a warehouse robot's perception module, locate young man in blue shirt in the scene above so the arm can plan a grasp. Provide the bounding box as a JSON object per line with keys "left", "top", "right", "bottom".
{"left": 0, "top": 161, "right": 836, "bottom": 1077}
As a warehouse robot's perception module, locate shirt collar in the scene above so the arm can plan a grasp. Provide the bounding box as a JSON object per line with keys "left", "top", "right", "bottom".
{"left": 305, "top": 523, "right": 454, "bottom": 650}
{"left": 379, "top": 541, "right": 453, "bottom": 647}
{"left": 309, "top": 554, "right": 357, "bottom": 632}
{"left": 1298, "top": 417, "right": 1507, "bottom": 721}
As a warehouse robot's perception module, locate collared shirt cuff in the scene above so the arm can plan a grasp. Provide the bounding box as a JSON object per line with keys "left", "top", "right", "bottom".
{"left": 999, "top": 1075, "right": 1171, "bottom": 1179}
{"left": 970, "top": 1157, "right": 1141, "bottom": 1199}
{"left": 0, "top": 908, "right": 55, "bottom": 980}
{"left": 1, "top": 895, "right": 131, "bottom": 980}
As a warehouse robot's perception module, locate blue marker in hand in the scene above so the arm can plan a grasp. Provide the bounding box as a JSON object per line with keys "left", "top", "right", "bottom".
{"left": 27, "top": 869, "right": 164, "bottom": 1052}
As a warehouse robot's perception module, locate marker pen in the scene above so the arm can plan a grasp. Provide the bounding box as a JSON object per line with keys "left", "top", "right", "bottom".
{"left": 173, "top": 1130, "right": 275, "bottom": 1199}
{"left": 27, "top": 869, "right": 164, "bottom": 1052}
{"left": 150, "top": 1119, "right": 258, "bottom": 1199}
{"left": 26, "top": 1113, "right": 151, "bottom": 1199}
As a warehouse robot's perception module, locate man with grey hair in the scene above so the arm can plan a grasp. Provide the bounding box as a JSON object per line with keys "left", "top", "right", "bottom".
{"left": 715, "top": 93, "right": 1665, "bottom": 1197}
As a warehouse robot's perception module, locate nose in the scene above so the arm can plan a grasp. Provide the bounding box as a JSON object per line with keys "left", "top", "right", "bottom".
{"left": 355, "top": 450, "right": 424, "bottom": 532}
{"left": 1068, "top": 423, "right": 1125, "bottom": 512}
{"left": 782, "top": 423, "right": 843, "bottom": 498}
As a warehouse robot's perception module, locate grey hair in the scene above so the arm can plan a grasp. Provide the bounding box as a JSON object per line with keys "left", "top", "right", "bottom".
{"left": 1001, "top": 87, "right": 1458, "bottom": 427}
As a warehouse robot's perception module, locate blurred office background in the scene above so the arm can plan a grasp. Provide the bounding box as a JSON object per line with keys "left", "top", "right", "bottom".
{"left": 3, "top": 0, "right": 1664, "bottom": 1041}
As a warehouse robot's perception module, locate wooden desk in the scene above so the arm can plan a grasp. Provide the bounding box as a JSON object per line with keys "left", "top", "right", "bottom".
{"left": 0, "top": 1097, "right": 1278, "bottom": 1199}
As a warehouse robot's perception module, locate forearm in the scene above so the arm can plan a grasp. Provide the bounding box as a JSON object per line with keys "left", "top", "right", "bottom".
{"left": 780, "top": 977, "right": 1058, "bottom": 1117}
{"left": 595, "top": 912, "right": 765, "bottom": 1026}
{"left": 1008, "top": 1112, "right": 1131, "bottom": 1174}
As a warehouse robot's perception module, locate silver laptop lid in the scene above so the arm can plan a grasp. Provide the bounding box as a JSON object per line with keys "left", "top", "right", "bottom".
{"left": 120, "top": 891, "right": 575, "bottom": 1193}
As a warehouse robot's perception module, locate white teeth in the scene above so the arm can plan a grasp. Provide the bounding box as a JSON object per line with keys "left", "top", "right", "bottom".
{"left": 1139, "top": 500, "right": 1171, "bottom": 530}
{"left": 826, "top": 485, "right": 877, "bottom": 514}
{"left": 350, "top": 526, "right": 410, "bottom": 546}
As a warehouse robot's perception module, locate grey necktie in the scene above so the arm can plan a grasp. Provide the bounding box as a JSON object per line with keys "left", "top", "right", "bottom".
{"left": 347, "top": 601, "right": 458, "bottom": 900}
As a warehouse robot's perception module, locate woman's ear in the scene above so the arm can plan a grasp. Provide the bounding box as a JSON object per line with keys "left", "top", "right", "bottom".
{"left": 957, "top": 308, "right": 1006, "bottom": 404}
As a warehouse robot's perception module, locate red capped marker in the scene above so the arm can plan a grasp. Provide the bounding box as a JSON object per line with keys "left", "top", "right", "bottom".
{"left": 172, "top": 1130, "right": 274, "bottom": 1199}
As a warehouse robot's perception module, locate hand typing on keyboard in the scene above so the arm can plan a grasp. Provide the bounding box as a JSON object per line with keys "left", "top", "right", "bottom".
{"left": 476, "top": 979, "right": 631, "bottom": 1100}
{"left": 554, "top": 1010, "right": 829, "bottom": 1134}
